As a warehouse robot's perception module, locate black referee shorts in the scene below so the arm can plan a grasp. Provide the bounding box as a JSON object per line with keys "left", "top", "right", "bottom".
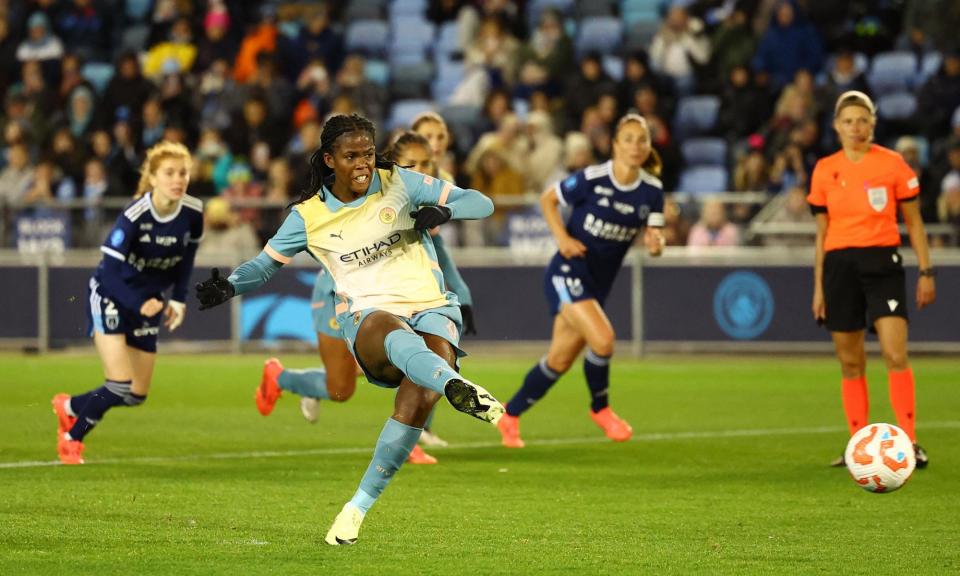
{"left": 823, "top": 246, "right": 908, "bottom": 332}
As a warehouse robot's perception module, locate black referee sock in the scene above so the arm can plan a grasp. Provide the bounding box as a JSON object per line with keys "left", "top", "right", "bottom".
{"left": 584, "top": 350, "right": 611, "bottom": 413}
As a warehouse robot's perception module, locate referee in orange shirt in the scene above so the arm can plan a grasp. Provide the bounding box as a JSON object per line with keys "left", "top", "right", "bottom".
{"left": 808, "top": 91, "right": 937, "bottom": 468}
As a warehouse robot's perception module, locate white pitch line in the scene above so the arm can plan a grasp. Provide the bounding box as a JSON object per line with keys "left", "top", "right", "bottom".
{"left": 4, "top": 421, "right": 959, "bottom": 470}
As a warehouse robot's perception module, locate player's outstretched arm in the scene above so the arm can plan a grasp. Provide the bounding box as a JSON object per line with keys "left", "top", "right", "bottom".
{"left": 195, "top": 208, "right": 308, "bottom": 311}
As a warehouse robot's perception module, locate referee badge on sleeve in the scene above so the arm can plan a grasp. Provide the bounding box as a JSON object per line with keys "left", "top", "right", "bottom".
{"left": 867, "top": 186, "right": 888, "bottom": 212}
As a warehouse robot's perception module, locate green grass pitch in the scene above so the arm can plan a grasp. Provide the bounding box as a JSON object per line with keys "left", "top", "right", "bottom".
{"left": 1, "top": 354, "right": 958, "bottom": 575}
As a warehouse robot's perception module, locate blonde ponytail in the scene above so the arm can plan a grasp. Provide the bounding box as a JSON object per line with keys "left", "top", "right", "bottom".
{"left": 134, "top": 141, "right": 193, "bottom": 199}
{"left": 643, "top": 147, "right": 663, "bottom": 178}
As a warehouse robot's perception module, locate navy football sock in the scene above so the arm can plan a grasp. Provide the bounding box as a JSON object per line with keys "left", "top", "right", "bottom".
{"left": 506, "top": 358, "right": 560, "bottom": 417}
{"left": 68, "top": 391, "right": 97, "bottom": 416}
{"left": 67, "top": 380, "right": 131, "bottom": 441}
{"left": 584, "top": 350, "right": 611, "bottom": 412}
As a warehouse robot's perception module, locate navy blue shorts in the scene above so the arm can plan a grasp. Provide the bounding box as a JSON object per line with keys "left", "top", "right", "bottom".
{"left": 543, "top": 255, "right": 608, "bottom": 316}
{"left": 86, "top": 278, "right": 161, "bottom": 353}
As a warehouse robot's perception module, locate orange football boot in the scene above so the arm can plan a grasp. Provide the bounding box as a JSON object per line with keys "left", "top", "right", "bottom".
{"left": 590, "top": 407, "right": 633, "bottom": 442}
{"left": 256, "top": 358, "right": 284, "bottom": 416}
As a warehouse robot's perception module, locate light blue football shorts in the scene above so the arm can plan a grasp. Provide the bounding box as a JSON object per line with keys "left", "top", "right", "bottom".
{"left": 311, "top": 269, "right": 342, "bottom": 339}
{"left": 336, "top": 302, "right": 465, "bottom": 389}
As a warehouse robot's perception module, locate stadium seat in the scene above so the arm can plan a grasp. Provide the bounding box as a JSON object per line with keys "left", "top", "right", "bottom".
{"left": 575, "top": 16, "right": 623, "bottom": 56}
{"left": 279, "top": 21, "right": 301, "bottom": 39}
{"left": 575, "top": 0, "right": 617, "bottom": 18}
{"left": 681, "top": 137, "right": 728, "bottom": 167}
{"left": 603, "top": 55, "right": 623, "bottom": 81}
{"left": 389, "top": 0, "right": 428, "bottom": 18}
{"left": 528, "top": 0, "right": 576, "bottom": 26}
{"left": 435, "top": 22, "right": 461, "bottom": 57}
{"left": 364, "top": 59, "right": 390, "bottom": 87}
{"left": 390, "top": 16, "right": 435, "bottom": 40}
{"left": 677, "top": 166, "right": 728, "bottom": 195}
{"left": 388, "top": 99, "right": 435, "bottom": 130}
{"left": 918, "top": 51, "right": 942, "bottom": 84}
{"left": 817, "top": 52, "right": 869, "bottom": 86}
{"left": 624, "top": 20, "right": 660, "bottom": 53}
{"left": 390, "top": 61, "right": 434, "bottom": 100}
{"left": 388, "top": 44, "right": 428, "bottom": 67}
{"left": 441, "top": 104, "right": 483, "bottom": 155}
{"left": 867, "top": 51, "right": 918, "bottom": 95}
{"left": 125, "top": 0, "right": 152, "bottom": 22}
{"left": 673, "top": 95, "right": 720, "bottom": 139}
{"left": 345, "top": 20, "right": 390, "bottom": 56}
{"left": 119, "top": 25, "right": 150, "bottom": 53}
{"left": 621, "top": 0, "right": 661, "bottom": 25}
{"left": 81, "top": 62, "right": 115, "bottom": 94}
{"left": 876, "top": 92, "right": 918, "bottom": 120}
{"left": 344, "top": 0, "right": 386, "bottom": 22}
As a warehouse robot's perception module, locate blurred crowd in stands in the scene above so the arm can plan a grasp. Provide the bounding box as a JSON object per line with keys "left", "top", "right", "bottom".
{"left": 1, "top": 0, "right": 959, "bottom": 252}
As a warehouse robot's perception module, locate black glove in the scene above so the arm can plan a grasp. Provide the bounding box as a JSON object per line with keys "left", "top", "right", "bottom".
{"left": 195, "top": 268, "right": 235, "bottom": 311}
{"left": 461, "top": 304, "right": 477, "bottom": 335}
{"left": 410, "top": 205, "right": 452, "bottom": 230}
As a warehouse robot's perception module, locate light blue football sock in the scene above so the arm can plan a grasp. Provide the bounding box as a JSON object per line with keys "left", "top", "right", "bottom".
{"left": 383, "top": 329, "right": 460, "bottom": 395}
{"left": 349, "top": 418, "right": 421, "bottom": 513}
{"left": 278, "top": 368, "right": 330, "bottom": 399}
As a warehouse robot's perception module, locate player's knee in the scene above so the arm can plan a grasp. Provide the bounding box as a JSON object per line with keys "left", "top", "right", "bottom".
{"left": 124, "top": 392, "right": 147, "bottom": 406}
{"left": 883, "top": 350, "right": 909, "bottom": 371}
{"left": 591, "top": 335, "right": 615, "bottom": 358}
{"left": 327, "top": 377, "right": 356, "bottom": 402}
{"left": 838, "top": 359, "right": 862, "bottom": 379}
{"left": 544, "top": 354, "right": 573, "bottom": 375}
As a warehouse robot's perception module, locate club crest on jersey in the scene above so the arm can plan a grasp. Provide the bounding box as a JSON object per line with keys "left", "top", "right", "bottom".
{"left": 867, "top": 186, "right": 888, "bottom": 212}
{"left": 353, "top": 311, "right": 362, "bottom": 326}
{"left": 379, "top": 207, "right": 397, "bottom": 224}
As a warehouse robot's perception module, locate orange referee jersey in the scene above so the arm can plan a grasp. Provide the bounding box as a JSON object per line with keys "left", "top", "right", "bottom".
{"left": 807, "top": 144, "right": 920, "bottom": 252}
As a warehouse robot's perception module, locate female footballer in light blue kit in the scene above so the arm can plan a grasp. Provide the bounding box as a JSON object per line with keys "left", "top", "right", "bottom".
{"left": 52, "top": 142, "right": 203, "bottom": 464}
{"left": 497, "top": 114, "right": 666, "bottom": 448}
{"left": 255, "top": 131, "right": 475, "bottom": 465}
{"left": 195, "top": 114, "right": 504, "bottom": 545}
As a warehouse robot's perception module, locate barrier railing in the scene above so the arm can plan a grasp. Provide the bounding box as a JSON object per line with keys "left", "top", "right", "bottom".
{"left": 3, "top": 246, "right": 958, "bottom": 355}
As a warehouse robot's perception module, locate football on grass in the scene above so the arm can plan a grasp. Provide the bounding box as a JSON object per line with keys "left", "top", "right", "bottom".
{"left": 845, "top": 423, "right": 915, "bottom": 493}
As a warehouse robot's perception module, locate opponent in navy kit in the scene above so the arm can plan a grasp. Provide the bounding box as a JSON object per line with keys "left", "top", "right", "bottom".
{"left": 497, "top": 114, "right": 666, "bottom": 448}
{"left": 51, "top": 142, "right": 203, "bottom": 464}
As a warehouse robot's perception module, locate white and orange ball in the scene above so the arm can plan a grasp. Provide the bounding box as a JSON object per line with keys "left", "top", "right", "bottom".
{"left": 844, "top": 423, "right": 916, "bottom": 493}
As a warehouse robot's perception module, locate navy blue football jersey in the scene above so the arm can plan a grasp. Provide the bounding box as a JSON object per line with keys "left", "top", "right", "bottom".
{"left": 556, "top": 161, "right": 664, "bottom": 288}
{"left": 94, "top": 192, "right": 204, "bottom": 310}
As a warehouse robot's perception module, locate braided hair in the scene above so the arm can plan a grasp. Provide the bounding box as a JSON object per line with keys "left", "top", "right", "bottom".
{"left": 293, "top": 113, "right": 393, "bottom": 204}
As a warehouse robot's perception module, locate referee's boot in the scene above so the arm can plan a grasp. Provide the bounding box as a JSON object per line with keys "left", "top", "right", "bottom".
{"left": 443, "top": 378, "right": 505, "bottom": 425}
